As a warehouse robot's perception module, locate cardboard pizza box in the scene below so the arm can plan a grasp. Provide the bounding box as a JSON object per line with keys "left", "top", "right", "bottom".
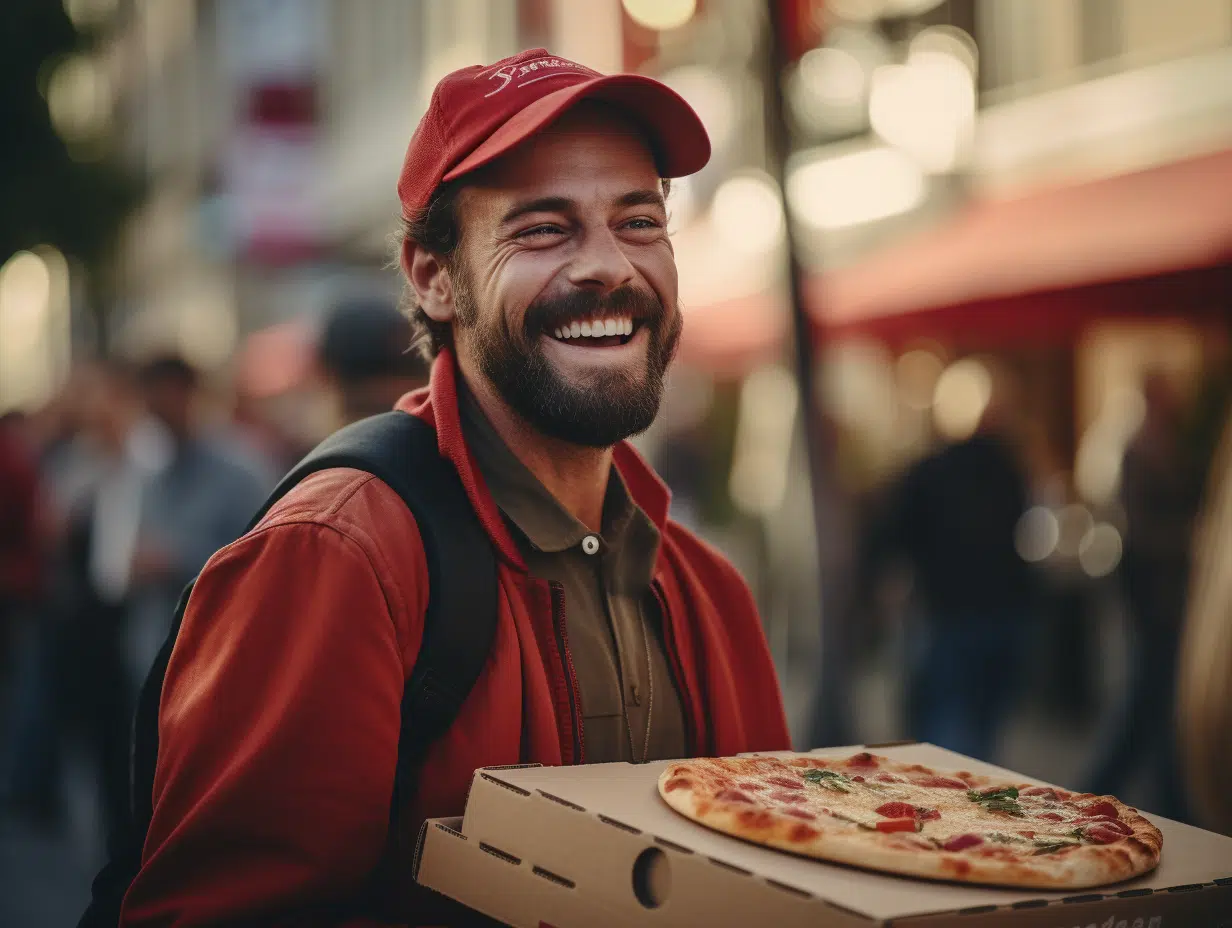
{"left": 414, "top": 742, "right": 1232, "bottom": 927}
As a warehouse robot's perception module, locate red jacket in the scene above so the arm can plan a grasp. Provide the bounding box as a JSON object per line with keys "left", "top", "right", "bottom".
{"left": 121, "top": 352, "right": 790, "bottom": 927}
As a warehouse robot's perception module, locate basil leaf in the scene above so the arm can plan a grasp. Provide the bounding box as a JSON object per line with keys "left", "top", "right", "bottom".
{"left": 1033, "top": 843, "right": 1072, "bottom": 855}
{"left": 803, "top": 768, "right": 852, "bottom": 792}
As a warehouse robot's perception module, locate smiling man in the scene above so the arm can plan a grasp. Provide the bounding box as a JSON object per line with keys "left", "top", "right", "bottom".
{"left": 118, "top": 49, "right": 789, "bottom": 926}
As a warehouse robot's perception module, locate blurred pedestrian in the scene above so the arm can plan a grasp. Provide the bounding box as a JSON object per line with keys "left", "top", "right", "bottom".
{"left": 1087, "top": 374, "right": 1200, "bottom": 820}
{"left": 124, "top": 355, "right": 275, "bottom": 684}
{"left": 1177, "top": 403, "right": 1232, "bottom": 834}
{"left": 318, "top": 295, "right": 430, "bottom": 426}
{"left": 888, "top": 379, "right": 1035, "bottom": 762}
{"left": 115, "top": 48, "right": 789, "bottom": 926}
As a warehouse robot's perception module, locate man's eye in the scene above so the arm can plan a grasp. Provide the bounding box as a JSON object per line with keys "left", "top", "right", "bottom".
{"left": 518, "top": 224, "right": 564, "bottom": 238}
{"left": 624, "top": 217, "right": 662, "bottom": 231}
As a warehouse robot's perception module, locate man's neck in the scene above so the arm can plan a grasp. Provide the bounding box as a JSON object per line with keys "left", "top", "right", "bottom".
{"left": 462, "top": 371, "right": 612, "bottom": 532}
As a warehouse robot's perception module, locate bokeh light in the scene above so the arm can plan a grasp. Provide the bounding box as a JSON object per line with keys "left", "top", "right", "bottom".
{"left": 621, "top": 0, "right": 696, "bottom": 32}
{"left": 869, "top": 50, "right": 974, "bottom": 173}
{"left": 1079, "top": 522, "right": 1124, "bottom": 577}
{"left": 932, "top": 358, "right": 991, "bottom": 440}
{"left": 1015, "top": 506, "right": 1061, "bottom": 563}
{"left": 787, "top": 146, "right": 926, "bottom": 231}
{"left": 660, "top": 65, "right": 736, "bottom": 154}
{"left": 47, "top": 54, "right": 111, "bottom": 143}
{"left": 710, "top": 172, "right": 784, "bottom": 255}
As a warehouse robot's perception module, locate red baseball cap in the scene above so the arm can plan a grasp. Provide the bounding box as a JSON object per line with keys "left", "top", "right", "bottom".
{"left": 397, "top": 48, "right": 711, "bottom": 220}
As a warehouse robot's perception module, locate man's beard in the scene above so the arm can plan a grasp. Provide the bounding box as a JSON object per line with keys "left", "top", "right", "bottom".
{"left": 455, "top": 278, "right": 681, "bottom": 448}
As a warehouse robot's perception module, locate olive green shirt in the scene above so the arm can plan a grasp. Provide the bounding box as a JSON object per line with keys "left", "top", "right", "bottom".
{"left": 458, "top": 387, "right": 687, "bottom": 763}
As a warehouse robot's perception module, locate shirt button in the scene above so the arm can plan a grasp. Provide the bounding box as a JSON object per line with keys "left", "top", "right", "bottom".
{"left": 581, "top": 534, "right": 600, "bottom": 555}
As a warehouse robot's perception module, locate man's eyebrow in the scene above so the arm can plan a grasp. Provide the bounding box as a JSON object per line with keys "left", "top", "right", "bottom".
{"left": 499, "top": 196, "right": 575, "bottom": 225}
{"left": 616, "top": 188, "right": 666, "bottom": 210}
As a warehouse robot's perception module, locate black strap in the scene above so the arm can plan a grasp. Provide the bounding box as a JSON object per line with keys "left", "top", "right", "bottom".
{"left": 241, "top": 411, "right": 499, "bottom": 819}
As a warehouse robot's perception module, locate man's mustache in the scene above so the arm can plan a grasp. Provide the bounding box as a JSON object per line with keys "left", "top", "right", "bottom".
{"left": 524, "top": 286, "right": 665, "bottom": 337}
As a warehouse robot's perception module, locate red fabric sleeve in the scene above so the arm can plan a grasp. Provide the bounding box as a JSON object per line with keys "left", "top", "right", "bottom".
{"left": 120, "top": 499, "right": 428, "bottom": 926}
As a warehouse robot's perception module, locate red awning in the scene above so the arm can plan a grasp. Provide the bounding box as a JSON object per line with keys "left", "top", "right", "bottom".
{"left": 809, "top": 148, "right": 1232, "bottom": 345}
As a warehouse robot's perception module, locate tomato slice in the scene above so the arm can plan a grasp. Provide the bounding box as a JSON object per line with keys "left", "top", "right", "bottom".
{"left": 875, "top": 818, "right": 919, "bottom": 833}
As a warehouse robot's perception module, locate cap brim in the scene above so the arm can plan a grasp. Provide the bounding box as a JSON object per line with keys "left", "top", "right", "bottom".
{"left": 442, "top": 74, "right": 711, "bottom": 184}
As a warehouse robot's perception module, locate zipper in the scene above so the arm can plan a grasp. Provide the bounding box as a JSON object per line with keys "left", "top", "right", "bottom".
{"left": 653, "top": 580, "right": 701, "bottom": 756}
{"left": 548, "top": 580, "right": 584, "bottom": 764}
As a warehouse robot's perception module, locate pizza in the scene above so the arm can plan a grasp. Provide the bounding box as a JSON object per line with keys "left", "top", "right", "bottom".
{"left": 658, "top": 752, "right": 1162, "bottom": 889}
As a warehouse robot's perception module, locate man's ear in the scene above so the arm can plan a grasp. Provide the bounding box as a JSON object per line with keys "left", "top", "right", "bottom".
{"left": 403, "top": 240, "right": 457, "bottom": 323}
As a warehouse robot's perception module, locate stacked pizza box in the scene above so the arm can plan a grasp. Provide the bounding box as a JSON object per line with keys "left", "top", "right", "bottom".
{"left": 413, "top": 743, "right": 1232, "bottom": 927}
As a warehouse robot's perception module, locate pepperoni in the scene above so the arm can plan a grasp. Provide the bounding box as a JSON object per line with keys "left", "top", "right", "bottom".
{"left": 770, "top": 791, "right": 807, "bottom": 804}
{"left": 848, "top": 752, "right": 879, "bottom": 768}
{"left": 942, "top": 834, "right": 985, "bottom": 852}
{"left": 851, "top": 775, "right": 865, "bottom": 782}
{"left": 1081, "top": 801, "right": 1119, "bottom": 820}
{"left": 1079, "top": 818, "right": 1132, "bottom": 836}
{"left": 1021, "top": 786, "right": 1058, "bottom": 799}
{"left": 876, "top": 802, "right": 917, "bottom": 819}
{"left": 1084, "top": 824, "right": 1125, "bottom": 845}
{"left": 1035, "top": 812, "right": 1065, "bottom": 823}
{"left": 716, "top": 789, "right": 754, "bottom": 804}
{"left": 875, "top": 818, "right": 918, "bottom": 833}
{"left": 1017, "top": 830, "right": 1036, "bottom": 839}
{"left": 663, "top": 777, "right": 692, "bottom": 793}
{"left": 915, "top": 775, "right": 968, "bottom": 789}
{"left": 789, "top": 823, "right": 820, "bottom": 842}
{"left": 784, "top": 808, "right": 817, "bottom": 821}
{"left": 737, "top": 809, "right": 776, "bottom": 829}
{"left": 875, "top": 773, "right": 902, "bottom": 784}
{"left": 765, "top": 776, "right": 804, "bottom": 790}
{"left": 737, "top": 781, "right": 765, "bottom": 791}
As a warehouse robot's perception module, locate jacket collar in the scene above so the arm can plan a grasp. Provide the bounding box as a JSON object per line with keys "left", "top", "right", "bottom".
{"left": 396, "top": 349, "right": 673, "bottom": 570}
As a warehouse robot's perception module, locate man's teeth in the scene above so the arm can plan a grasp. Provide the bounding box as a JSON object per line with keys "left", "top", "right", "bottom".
{"left": 553, "top": 317, "right": 634, "bottom": 340}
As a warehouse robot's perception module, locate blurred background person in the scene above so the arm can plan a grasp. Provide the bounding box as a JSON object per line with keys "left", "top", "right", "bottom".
{"left": 0, "top": 411, "right": 46, "bottom": 748}
{"left": 1085, "top": 373, "right": 1202, "bottom": 821}
{"left": 1177, "top": 404, "right": 1232, "bottom": 836}
{"left": 884, "top": 370, "right": 1036, "bottom": 762}
{"left": 317, "top": 296, "right": 431, "bottom": 427}
{"left": 123, "top": 355, "right": 275, "bottom": 690}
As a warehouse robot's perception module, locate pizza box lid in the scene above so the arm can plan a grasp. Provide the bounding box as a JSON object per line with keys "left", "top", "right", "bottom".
{"left": 414, "top": 742, "right": 1232, "bottom": 927}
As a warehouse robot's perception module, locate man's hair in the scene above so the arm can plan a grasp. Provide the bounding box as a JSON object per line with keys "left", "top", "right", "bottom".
{"left": 392, "top": 177, "right": 672, "bottom": 361}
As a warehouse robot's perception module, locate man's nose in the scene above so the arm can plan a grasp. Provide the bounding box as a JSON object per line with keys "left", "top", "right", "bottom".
{"left": 566, "top": 227, "right": 637, "bottom": 293}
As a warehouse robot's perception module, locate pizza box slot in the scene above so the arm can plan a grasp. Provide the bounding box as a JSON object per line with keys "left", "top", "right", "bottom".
{"left": 478, "top": 842, "right": 522, "bottom": 866}
{"left": 533, "top": 866, "right": 577, "bottom": 890}
{"left": 538, "top": 789, "right": 586, "bottom": 812}
{"left": 420, "top": 744, "right": 1232, "bottom": 927}
{"left": 478, "top": 772, "right": 532, "bottom": 796}
{"left": 956, "top": 904, "right": 998, "bottom": 915}
{"left": 1060, "top": 893, "right": 1104, "bottom": 904}
{"left": 599, "top": 814, "right": 642, "bottom": 835}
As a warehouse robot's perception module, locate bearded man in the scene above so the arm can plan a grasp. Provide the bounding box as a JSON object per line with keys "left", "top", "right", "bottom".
{"left": 119, "top": 49, "right": 790, "bottom": 926}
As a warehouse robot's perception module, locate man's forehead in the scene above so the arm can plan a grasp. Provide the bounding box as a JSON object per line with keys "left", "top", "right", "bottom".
{"left": 464, "top": 104, "right": 660, "bottom": 201}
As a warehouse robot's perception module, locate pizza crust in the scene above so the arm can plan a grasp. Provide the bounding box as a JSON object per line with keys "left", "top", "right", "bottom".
{"left": 658, "top": 754, "right": 1162, "bottom": 890}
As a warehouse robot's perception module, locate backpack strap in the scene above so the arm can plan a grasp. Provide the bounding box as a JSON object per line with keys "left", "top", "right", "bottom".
{"left": 133, "top": 411, "right": 497, "bottom": 827}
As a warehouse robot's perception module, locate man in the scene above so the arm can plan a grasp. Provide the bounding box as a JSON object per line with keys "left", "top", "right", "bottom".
{"left": 124, "top": 356, "right": 274, "bottom": 684}
{"left": 120, "top": 49, "right": 790, "bottom": 926}
{"left": 318, "top": 296, "right": 430, "bottom": 426}
{"left": 887, "top": 376, "right": 1035, "bottom": 763}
